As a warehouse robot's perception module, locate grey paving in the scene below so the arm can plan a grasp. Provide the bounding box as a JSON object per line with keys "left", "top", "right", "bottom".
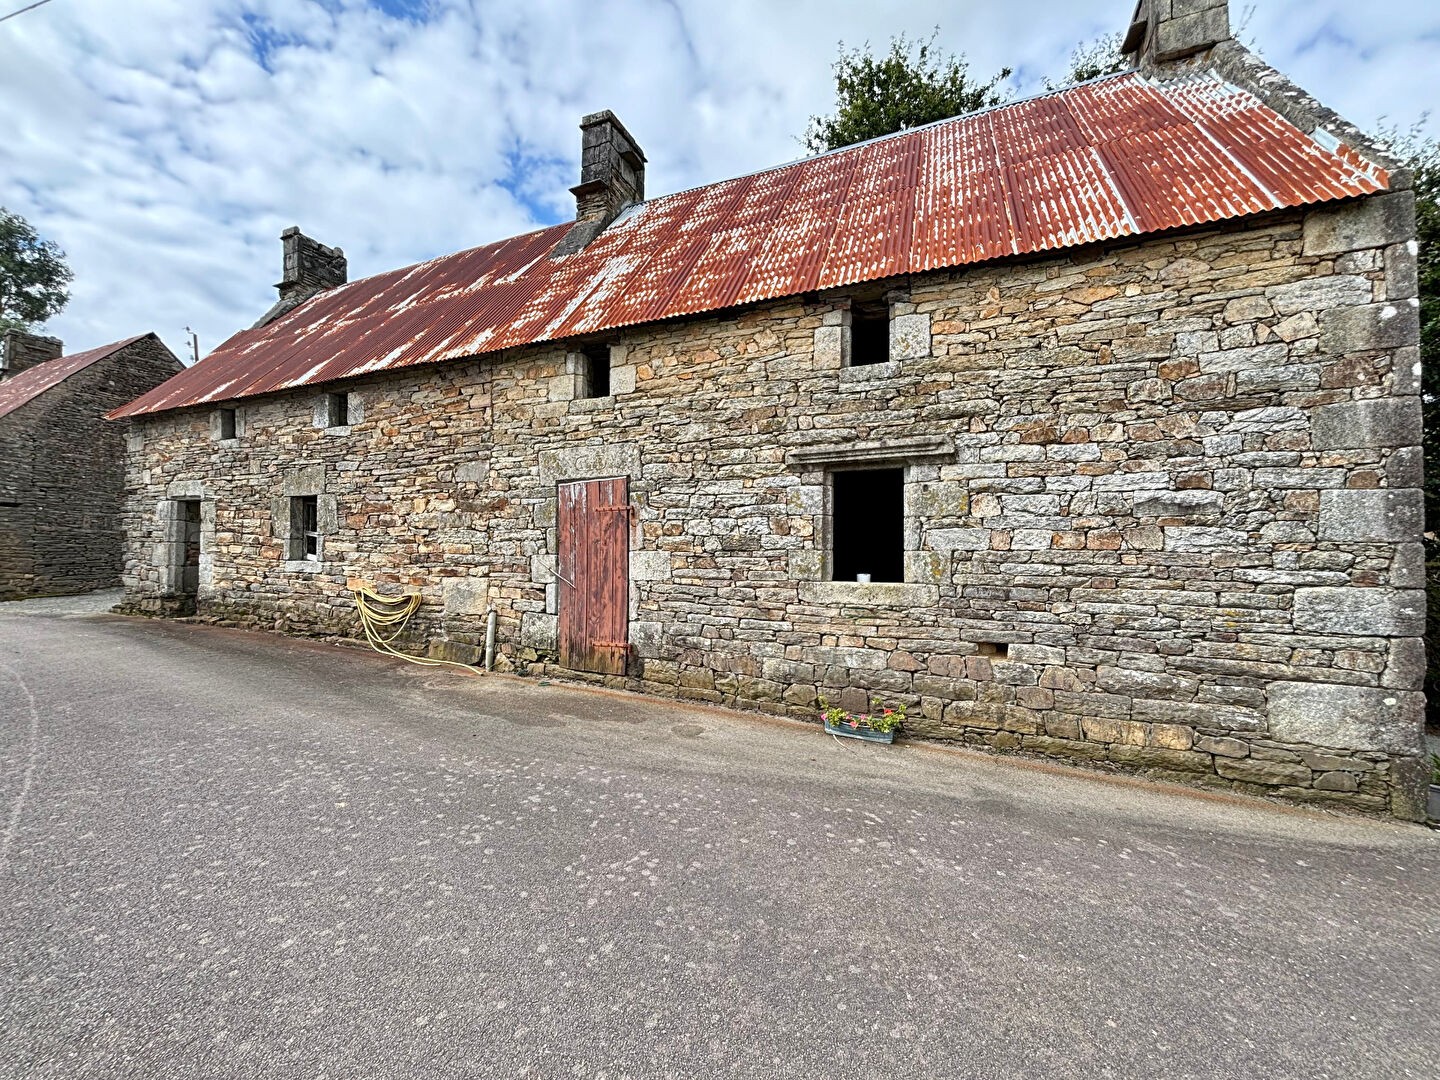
{"left": 0, "top": 587, "right": 123, "bottom": 616}
{"left": 1, "top": 611, "right": 1437, "bottom": 1079}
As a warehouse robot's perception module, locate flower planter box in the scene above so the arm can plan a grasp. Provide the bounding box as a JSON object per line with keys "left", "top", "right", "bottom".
{"left": 823, "top": 718, "right": 897, "bottom": 744}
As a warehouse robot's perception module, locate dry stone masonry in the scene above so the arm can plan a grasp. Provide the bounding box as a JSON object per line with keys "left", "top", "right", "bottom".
{"left": 1, "top": 333, "right": 183, "bottom": 599}
{"left": 118, "top": 188, "right": 1427, "bottom": 818}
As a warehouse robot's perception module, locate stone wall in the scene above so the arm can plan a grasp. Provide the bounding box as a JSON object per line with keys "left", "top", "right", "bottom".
{"left": 0, "top": 335, "right": 184, "bottom": 599}
{"left": 118, "top": 194, "right": 1426, "bottom": 818}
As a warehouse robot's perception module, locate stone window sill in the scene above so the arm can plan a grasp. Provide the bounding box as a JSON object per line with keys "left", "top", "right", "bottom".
{"left": 569, "top": 395, "right": 615, "bottom": 414}
{"left": 798, "top": 580, "right": 938, "bottom": 607}
{"left": 839, "top": 359, "right": 902, "bottom": 382}
{"left": 284, "top": 559, "right": 327, "bottom": 574}
{"left": 215, "top": 437, "right": 241, "bottom": 449}
{"left": 321, "top": 425, "right": 353, "bottom": 436}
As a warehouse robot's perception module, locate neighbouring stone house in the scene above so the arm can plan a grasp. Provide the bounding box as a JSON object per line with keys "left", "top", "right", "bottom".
{"left": 0, "top": 329, "right": 183, "bottom": 599}
{"left": 110, "top": 1, "right": 1427, "bottom": 818}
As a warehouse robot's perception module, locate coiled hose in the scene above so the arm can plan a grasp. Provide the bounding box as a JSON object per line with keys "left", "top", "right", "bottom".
{"left": 348, "top": 580, "right": 481, "bottom": 676}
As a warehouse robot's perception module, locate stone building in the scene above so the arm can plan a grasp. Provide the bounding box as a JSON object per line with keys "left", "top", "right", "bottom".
{"left": 0, "top": 330, "right": 183, "bottom": 599}
{"left": 111, "top": 1, "right": 1427, "bottom": 818}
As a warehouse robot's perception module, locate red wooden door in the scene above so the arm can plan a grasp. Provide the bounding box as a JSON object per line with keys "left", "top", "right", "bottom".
{"left": 557, "top": 477, "right": 630, "bottom": 675}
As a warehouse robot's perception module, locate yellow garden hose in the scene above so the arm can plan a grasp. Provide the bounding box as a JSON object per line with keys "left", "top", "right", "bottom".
{"left": 347, "top": 579, "right": 481, "bottom": 676}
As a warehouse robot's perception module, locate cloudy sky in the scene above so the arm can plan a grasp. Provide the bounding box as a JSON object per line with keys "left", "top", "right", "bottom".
{"left": 1, "top": 0, "right": 1437, "bottom": 363}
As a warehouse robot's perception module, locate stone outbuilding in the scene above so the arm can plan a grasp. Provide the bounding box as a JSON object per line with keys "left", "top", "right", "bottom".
{"left": 110, "top": 1, "right": 1427, "bottom": 818}
{"left": 0, "top": 330, "right": 183, "bottom": 599}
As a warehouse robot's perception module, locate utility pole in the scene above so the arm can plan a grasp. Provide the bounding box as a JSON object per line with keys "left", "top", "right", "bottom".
{"left": 183, "top": 327, "right": 199, "bottom": 365}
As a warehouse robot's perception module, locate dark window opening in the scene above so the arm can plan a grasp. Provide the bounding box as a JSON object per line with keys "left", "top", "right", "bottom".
{"left": 831, "top": 468, "right": 904, "bottom": 583}
{"left": 178, "top": 499, "right": 202, "bottom": 596}
{"left": 218, "top": 408, "right": 237, "bottom": 440}
{"left": 581, "top": 344, "right": 611, "bottom": 398}
{"left": 850, "top": 307, "right": 889, "bottom": 366}
{"left": 291, "top": 495, "right": 320, "bottom": 561}
{"left": 0, "top": 500, "right": 21, "bottom": 508}
{"left": 326, "top": 392, "right": 348, "bottom": 427}
{"left": 975, "top": 642, "right": 1010, "bottom": 659}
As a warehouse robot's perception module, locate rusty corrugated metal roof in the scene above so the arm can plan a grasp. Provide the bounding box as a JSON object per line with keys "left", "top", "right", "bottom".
{"left": 111, "top": 71, "right": 1388, "bottom": 419}
{"left": 0, "top": 334, "right": 148, "bottom": 421}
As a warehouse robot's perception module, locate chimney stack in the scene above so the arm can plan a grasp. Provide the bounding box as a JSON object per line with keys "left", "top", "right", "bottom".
{"left": 278, "top": 227, "right": 347, "bottom": 305}
{"left": 1121, "top": 0, "right": 1231, "bottom": 69}
{"left": 551, "top": 111, "right": 647, "bottom": 257}
{"left": 253, "top": 227, "right": 347, "bottom": 328}
{"left": 0, "top": 329, "right": 63, "bottom": 381}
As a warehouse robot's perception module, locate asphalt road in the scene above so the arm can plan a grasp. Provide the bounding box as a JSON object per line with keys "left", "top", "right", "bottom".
{"left": 2, "top": 601, "right": 1438, "bottom": 1079}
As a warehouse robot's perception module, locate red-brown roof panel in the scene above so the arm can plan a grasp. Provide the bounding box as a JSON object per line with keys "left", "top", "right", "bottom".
{"left": 0, "top": 335, "right": 148, "bottom": 421}
{"left": 816, "top": 130, "right": 921, "bottom": 288}
{"left": 735, "top": 150, "right": 858, "bottom": 305}
{"left": 111, "top": 70, "right": 1390, "bottom": 419}
{"left": 1062, "top": 76, "right": 1186, "bottom": 143}
{"left": 1007, "top": 146, "right": 1136, "bottom": 253}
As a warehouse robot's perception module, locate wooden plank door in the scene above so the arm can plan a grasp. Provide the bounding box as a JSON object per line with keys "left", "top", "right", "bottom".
{"left": 557, "top": 477, "right": 630, "bottom": 675}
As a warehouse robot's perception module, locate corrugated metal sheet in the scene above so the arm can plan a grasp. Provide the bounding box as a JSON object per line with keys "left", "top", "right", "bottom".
{"left": 111, "top": 70, "right": 1388, "bottom": 419}
{"left": 0, "top": 335, "right": 147, "bottom": 421}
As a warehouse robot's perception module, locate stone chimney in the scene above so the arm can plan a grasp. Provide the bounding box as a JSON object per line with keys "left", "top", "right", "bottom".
{"left": 253, "top": 227, "right": 347, "bottom": 328}
{"left": 551, "top": 111, "right": 647, "bottom": 257}
{"left": 0, "top": 329, "right": 63, "bottom": 381}
{"left": 1121, "top": 0, "right": 1231, "bottom": 70}
{"left": 277, "top": 227, "right": 347, "bottom": 305}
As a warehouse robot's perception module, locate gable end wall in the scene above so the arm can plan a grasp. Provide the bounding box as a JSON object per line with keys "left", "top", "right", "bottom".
{"left": 1, "top": 336, "right": 184, "bottom": 599}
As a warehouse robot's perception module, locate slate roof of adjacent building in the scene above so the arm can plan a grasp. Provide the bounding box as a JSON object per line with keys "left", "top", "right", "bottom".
{"left": 0, "top": 334, "right": 148, "bottom": 422}
{"left": 111, "top": 69, "right": 1388, "bottom": 420}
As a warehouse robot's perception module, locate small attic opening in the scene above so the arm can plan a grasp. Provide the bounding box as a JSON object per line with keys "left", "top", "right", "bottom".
{"left": 580, "top": 344, "right": 612, "bottom": 399}
{"left": 850, "top": 302, "right": 889, "bottom": 366}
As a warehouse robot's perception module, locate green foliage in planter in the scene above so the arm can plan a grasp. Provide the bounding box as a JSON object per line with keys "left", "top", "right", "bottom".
{"left": 819, "top": 696, "right": 907, "bottom": 734}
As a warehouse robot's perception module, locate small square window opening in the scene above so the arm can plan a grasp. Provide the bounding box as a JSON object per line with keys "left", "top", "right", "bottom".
{"left": 831, "top": 468, "right": 904, "bottom": 583}
{"left": 291, "top": 495, "right": 320, "bottom": 561}
{"left": 849, "top": 307, "right": 889, "bottom": 367}
{"left": 218, "top": 408, "right": 237, "bottom": 440}
{"left": 580, "top": 344, "right": 611, "bottom": 399}
{"left": 326, "top": 392, "right": 349, "bottom": 427}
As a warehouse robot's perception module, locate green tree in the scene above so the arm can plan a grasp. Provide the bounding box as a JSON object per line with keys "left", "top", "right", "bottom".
{"left": 0, "top": 207, "right": 73, "bottom": 332}
{"left": 804, "top": 31, "right": 1011, "bottom": 154}
{"left": 1042, "top": 31, "right": 1125, "bottom": 91}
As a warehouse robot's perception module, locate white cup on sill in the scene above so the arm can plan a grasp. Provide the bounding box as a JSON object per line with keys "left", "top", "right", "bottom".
{"left": 856, "top": 573, "right": 871, "bottom": 583}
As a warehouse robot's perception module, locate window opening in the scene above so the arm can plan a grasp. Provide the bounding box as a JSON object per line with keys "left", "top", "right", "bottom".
{"left": 831, "top": 468, "right": 904, "bottom": 582}
{"left": 975, "top": 642, "right": 1010, "bottom": 658}
{"left": 218, "top": 408, "right": 237, "bottom": 440}
{"left": 580, "top": 344, "right": 611, "bottom": 399}
{"left": 326, "top": 392, "right": 348, "bottom": 427}
{"left": 178, "top": 499, "right": 202, "bottom": 596}
{"left": 849, "top": 305, "right": 889, "bottom": 367}
{"left": 292, "top": 495, "right": 320, "bottom": 561}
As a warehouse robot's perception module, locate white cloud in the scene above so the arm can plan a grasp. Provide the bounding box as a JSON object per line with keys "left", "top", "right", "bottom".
{"left": 0, "top": 0, "right": 1434, "bottom": 364}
